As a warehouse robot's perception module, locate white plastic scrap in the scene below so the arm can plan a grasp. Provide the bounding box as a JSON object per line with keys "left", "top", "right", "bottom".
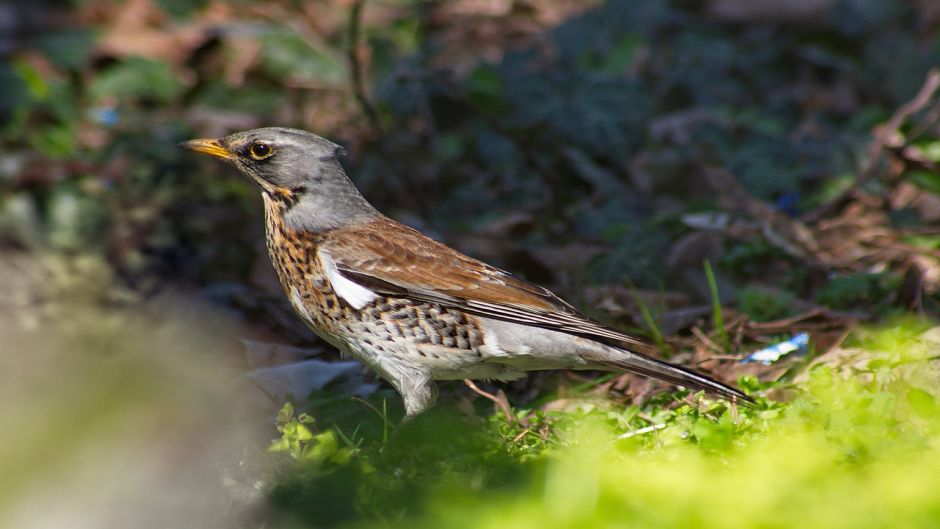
{"left": 743, "top": 333, "right": 810, "bottom": 365}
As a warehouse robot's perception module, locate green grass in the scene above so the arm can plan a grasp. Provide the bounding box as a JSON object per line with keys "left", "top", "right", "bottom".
{"left": 263, "top": 321, "right": 940, "bottom": 529}
{"left": 628, "top": 285, "right": 667, "bottom": 351}
{"left": 703, "top": 259, "right": 729, "bottom": 350}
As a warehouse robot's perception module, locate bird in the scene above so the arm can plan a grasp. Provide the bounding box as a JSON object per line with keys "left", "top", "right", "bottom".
{"left": 180, "top": 127, "right": 753, "bottom": 418}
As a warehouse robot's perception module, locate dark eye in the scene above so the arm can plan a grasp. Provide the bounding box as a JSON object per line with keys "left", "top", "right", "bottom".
{"left": 249, "top": 142, "right": 274, "bottom": 160}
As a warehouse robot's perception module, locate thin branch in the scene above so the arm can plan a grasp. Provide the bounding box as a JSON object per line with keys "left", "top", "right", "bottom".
{"left": 691, "top": 326, "right": 723, "bottom": 354}
{"left": 347, "top": 0, "right": 382, "bottom": 135}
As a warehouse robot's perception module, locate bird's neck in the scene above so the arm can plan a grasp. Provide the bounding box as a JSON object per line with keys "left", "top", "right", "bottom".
{"left": 263, "top": 174, "right": 381, "bottom": 235}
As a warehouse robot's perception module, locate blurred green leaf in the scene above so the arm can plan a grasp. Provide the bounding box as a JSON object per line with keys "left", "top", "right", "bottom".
{"left": 155, "top": 0, "right": 209, "bottom": 17}
{"left": 906, "top": 388, "right": 937, "bottom": 418}
{"left": 12, "top": 60, "right": 50, "bottom": 100}
{"left": 465, "top": 64, "right": 508, "bottom": 115}
{"left": 91, "top": 57, "right": 185, "bottom": 103}
{"left": 191, "top": 80, "right": 287, "bottom": 114}
{"left": 29, "top": 122, "right": 77, "bottom": 158}
{"left": 909, "top": 171, "right": 940, "bottom": 195}
{"left": 593, "top": 33, "right": 643, "bottom": 74}
{"left": 816, "top": 272, "right": 902, "bottom": 310}
{"left": 34, "top": 29, "right": 96, "bottom": 70}
{"left": 740, "top": 288, "right": 796, "bottom": 322}
{"left": 260, "top": 30, "right": 347, "bottom": 87}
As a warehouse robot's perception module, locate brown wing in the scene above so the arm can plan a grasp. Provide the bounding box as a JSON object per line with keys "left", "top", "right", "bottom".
{"left": 321, "top": 217, "right": 657, "bottom": 354}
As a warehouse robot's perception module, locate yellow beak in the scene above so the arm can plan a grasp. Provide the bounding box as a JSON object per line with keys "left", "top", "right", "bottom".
{"left": 178, "top": 138, "right": 236, "bottom": 160}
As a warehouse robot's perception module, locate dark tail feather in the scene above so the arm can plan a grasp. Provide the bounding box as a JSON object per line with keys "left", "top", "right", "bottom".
{"left": 591, "top": 350, "right": 755, "bottom": 406}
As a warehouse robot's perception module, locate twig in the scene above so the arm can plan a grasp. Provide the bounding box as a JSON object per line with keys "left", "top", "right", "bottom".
{"left": 347, "top": 0, "right": 382, "bottom": 135}
{"left": 464, "top": 379, "right": 515, "bottom": 423}
{"left": 905, "top": 102, "right": 940, "bottom": 142}
{"left": 512, "top": 429, "right": 532, "bottom": 443}
{"left": 745, "top": 308, "right": 826, "bottom": 332}
{"left": 617, "top": 423, "right": 666, "bottom": 439}
{"left": 802, "top": 68, "right": 940, "bottom": 223}
{"left": 344, "top": 0, "right": 432, "bottom": 218}
{"left": 704, "top": 354, "right": 747, "bottom": 361}
{"left": 827, "top": 328, "right": 852, "bottom": 353}
{"left": 691, "top": 325, "right": 723, "bottom": 354}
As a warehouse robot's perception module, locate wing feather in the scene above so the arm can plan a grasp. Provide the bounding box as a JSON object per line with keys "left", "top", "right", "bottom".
{"left": 322, "top": 218, "right": 657, "bottom": 354}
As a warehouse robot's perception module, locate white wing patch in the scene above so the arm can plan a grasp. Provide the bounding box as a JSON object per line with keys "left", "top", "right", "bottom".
{"left": 289, "top": 286, "right": 312, "bottom": 320}
{"left": 319, "top": 250, "right": 378, "bottom": 309}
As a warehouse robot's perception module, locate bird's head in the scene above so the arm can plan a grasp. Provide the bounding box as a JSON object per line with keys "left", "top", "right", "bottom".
{"left": 180, "top": 127, "right": 378, "bottom": 230}
{"left": 179, "top": 127, "right": 346, "bottom": 198}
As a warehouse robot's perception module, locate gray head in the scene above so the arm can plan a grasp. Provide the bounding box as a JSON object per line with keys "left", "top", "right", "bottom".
{"left": 180, "top": 127, "right": 380, "bottom": 231}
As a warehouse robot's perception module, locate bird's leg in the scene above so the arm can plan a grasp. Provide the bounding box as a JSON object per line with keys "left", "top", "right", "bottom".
{"left": 463, "top": 379, "right": 514, "bottom": 423}
{"left": 394, "top": 372, "right": 438, "bottom": 422}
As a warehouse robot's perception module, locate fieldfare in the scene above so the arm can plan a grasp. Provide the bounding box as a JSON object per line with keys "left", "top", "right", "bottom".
{"left": 180, "top": 128, "right": 752, "bottom": 417}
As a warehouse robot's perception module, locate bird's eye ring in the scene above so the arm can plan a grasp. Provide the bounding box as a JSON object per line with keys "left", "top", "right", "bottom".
{"left": 249, "top": 142, "right": 274, "bottom": 160}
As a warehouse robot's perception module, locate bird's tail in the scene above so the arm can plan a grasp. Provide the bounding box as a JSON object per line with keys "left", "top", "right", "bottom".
{"left": 586, "top": 348, "right": 755, "bottom": 405}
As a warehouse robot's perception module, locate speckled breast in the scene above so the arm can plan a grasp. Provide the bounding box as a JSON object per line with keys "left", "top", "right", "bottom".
{"left": 263, "top": 194, "right": 349, "bottom": 336}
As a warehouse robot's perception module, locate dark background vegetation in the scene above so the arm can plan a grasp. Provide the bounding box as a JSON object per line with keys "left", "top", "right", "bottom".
{"left": 2, "top": 0, "right": 940, "bottom": 528}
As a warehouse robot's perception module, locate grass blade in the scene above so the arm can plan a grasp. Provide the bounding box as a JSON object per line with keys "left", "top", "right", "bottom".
{"left": 703, "top": 259, "right": 729, "bottom": 350}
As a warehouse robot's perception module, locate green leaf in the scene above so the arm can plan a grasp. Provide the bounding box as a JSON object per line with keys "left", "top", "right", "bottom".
{"left": 275, "top": 402, "right": 295, "bottom": 429}
{"left": 268, "top": 437, "right": 290, "bottom": 453}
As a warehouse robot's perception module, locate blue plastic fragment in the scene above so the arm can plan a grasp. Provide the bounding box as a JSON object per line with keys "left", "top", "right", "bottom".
{"left": 742, "top": 333, "right": 810, "bottom": 365}
{"left": 89, "top": 107, "right": 119, "bottom": 126}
